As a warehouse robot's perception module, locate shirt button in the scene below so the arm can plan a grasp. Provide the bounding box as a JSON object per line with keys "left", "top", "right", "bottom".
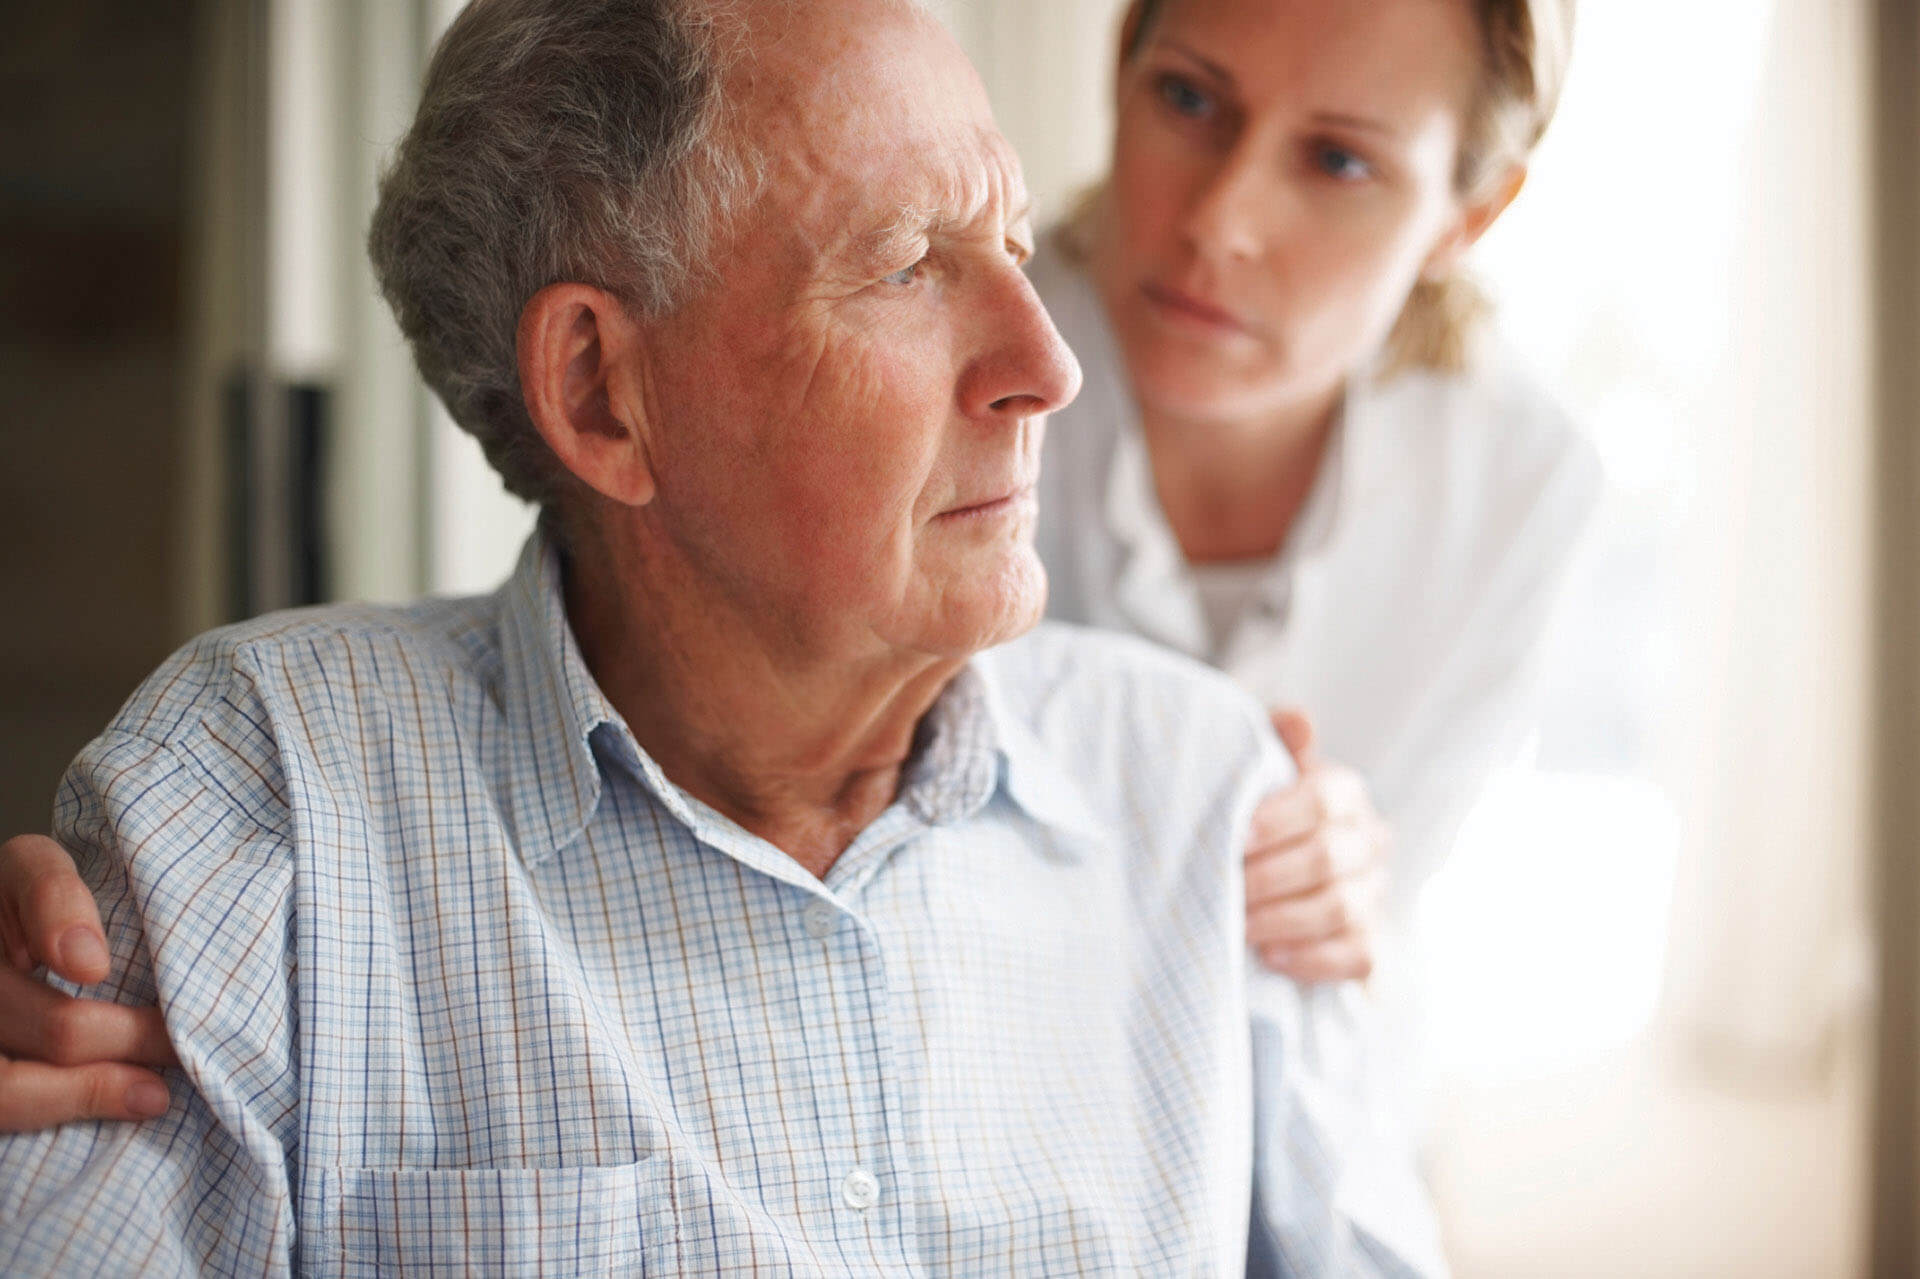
{"left": 840, "top": 1167, "right": 879, "bottom": 1211}
{"left": 802, "top": 899, "right": 838, "bottom": 939}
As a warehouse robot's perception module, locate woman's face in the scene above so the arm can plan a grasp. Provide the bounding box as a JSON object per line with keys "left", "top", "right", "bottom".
{"left": 1095, "top": 0, "right": 1492, "bottom": 423}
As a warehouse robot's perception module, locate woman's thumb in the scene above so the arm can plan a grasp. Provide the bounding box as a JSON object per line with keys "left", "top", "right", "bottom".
{"left": 1270, "top": 707, "right": 1318, "bottom": 767}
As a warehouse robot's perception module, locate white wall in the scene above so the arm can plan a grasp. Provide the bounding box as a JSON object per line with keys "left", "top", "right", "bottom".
{"left": 934, "top": 0, "right": 1129, "bottom": 222}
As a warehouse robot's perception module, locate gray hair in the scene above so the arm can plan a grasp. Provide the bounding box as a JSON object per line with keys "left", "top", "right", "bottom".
{"left": 368, "top": 0, "right": 757, "bottom": 508}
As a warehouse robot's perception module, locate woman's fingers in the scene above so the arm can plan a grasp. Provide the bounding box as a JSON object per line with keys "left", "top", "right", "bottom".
{"left": 0, "top": 1055, "right": 173, "bottom": 1133}
{"left": 1247, "top": 783, "right": 1321, "bottom": 848}
{"left": 0, "top": 965, "right": 177, "bottom": 1069}
{"left": 1259, "top": 933, "right": 1376, "bottom": 984}
{"left": 1247, "top": 766, "right": 1374, "bottom": 850}
{"left": 1242, "top": 740, "right": 1392, "bottom": 985}
{"left": 1305, "top": 765, "right": 1371, "bottom": 826}
{"left": 1247, "top": 868, "right": 1389, "bottom": 950}
{"left": 1245, "top": 823, "right": 1381, "bottom": 903}
{"left": 0, "top": 835, "right": 108, "bottom": 983}
{"left": 1248, "top": 882, "right": 1354, "bottom": 948}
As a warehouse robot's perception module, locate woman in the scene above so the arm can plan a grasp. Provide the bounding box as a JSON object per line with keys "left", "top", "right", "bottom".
{"left": 0, "top": 0, "right": 1594, "bottom": 1129}
{"left": 1032, "top": 0, "right": 1597, "bottom": 988}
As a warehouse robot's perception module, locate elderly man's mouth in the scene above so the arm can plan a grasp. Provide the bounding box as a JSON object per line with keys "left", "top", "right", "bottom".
{"left": 937, "top": 484, "right": 1037, "bottom": 522}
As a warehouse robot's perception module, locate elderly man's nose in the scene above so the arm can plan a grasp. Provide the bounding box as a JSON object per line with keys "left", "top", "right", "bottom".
{"left": 965, "top": 278, "right": 1084, "bottom": 421}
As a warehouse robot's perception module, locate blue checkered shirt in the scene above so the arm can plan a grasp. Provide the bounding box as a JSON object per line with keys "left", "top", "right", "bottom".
{"left": 0, "top": 533, "right": 1443, "bottom": 1276}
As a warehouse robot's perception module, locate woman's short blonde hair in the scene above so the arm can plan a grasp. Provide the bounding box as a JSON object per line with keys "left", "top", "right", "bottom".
{"left": 1117, "top": 0, "right": 1577, "bottom": 375}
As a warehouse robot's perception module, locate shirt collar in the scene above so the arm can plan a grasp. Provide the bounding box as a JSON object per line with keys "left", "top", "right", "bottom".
{"left": 967, "top": 663, "right": 1110, "bottom": 854}
{"left": 495, "top": 528, "right": 1103, "bottom": 864}
{"left": 496, "top": 530, "right": 623, "bottom": 863}
{"left": 1286, "top": 404, "right": 1349, "bottom": 559}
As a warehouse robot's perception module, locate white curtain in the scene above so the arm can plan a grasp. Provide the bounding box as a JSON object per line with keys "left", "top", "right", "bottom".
{"left": 1659, "top": 0, "right": 1876, "bottom": 1075}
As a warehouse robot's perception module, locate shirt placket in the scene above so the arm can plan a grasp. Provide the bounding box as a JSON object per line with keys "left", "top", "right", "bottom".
{"left": 682, "top": 805, "right": 930, "bottom": 1275}
{"left": 823, "top": 808, "right": 937, "bottom": 1275}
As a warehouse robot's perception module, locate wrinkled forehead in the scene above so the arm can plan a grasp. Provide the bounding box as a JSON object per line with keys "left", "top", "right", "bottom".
{"left": 731, "top": 0, "right": 1025, "bottom": 256}
{"left": 783, "top": 120, "right": 1029, "bottom": 263}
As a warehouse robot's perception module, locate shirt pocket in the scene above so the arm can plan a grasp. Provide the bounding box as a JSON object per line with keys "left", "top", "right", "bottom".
{"left": 308, "top": 1162, "right": 678, "bottom": 1277}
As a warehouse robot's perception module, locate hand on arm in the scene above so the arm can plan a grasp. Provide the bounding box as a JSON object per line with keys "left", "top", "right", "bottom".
{"left": 0, "top": 835, "right": 176, "bottom": 1131}
{"left": 1244, "top": 710, "right": 1391, "bottom": 984}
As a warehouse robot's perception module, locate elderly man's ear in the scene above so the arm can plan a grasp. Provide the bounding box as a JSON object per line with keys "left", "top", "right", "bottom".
{"left": 518, "top": 283, "right": 658, "bottom": 508}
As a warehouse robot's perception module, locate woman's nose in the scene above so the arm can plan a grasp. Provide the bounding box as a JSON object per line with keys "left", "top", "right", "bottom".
{"left": 1180, "top": 143, "right": 1272, "bottom": 265}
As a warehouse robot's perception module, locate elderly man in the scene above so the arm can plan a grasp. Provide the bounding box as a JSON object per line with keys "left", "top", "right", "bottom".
{"left": 0, "top": 0, "right": 1440, "bottom": 1273}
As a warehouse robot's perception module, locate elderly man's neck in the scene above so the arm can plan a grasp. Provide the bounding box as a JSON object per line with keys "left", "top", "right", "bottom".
{"left": 560, "top": 531, "right": 963, "bottom": 880}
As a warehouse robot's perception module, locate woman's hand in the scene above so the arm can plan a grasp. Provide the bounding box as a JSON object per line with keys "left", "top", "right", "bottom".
{"left": 1245, "top": 710, "right": 1392, "bottom": 983}
{"left": 0, "top": 835, "right": 176, "bottom": 1131}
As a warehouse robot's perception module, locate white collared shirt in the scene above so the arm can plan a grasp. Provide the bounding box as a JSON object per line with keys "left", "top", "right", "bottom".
{"left": 1032, "top": 237, "right": 1603, "bottom": 918}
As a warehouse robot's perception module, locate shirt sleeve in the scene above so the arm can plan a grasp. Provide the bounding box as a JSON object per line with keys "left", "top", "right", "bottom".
{"left": 0, "top": 727, "right": 301, "bottom": 1278}
{"left": 1233, "top": 732, "right": 1448, "bottom": 1278}
{"left": 1245, "top": 976, "right": 1450, "bottom": 1278}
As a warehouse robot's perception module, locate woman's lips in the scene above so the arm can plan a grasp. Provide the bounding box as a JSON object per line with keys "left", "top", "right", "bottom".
{"left": 1141, "top": 280, "right": 1255, "bottom": 337}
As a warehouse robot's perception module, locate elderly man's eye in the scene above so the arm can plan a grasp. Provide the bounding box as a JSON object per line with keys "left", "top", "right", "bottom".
{"left": 881, "top": 258, "right": 926, "bottom": 286}
{"left": 1156, "top": 74, "right": 1214, "bottom": 120}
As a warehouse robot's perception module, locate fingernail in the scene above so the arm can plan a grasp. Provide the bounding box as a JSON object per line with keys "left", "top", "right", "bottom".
{"left": 58, "top": 929, "right": 109, "bottom": 978}
{"left": 126, "top": 1080, "right": 171, "bottom": 1118}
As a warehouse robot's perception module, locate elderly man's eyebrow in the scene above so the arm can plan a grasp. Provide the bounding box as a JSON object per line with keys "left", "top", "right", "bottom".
{"left": 848, "top": 204, "right": 938, "bottom": 264}
{"left": 850, "top": 198, "right": 1035, "bottom": 263}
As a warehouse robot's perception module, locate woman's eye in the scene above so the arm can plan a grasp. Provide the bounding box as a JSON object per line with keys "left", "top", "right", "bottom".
{"left": 1314, "top": 145, "right": 1375, "bottom": 182}
{"left": 1155, "top": 74, "right": 1215, "bottom": 120}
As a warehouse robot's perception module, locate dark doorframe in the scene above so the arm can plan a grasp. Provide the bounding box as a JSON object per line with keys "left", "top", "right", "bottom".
{"left": 1870, "top": 0, "right": 1920, "bottom": 1273}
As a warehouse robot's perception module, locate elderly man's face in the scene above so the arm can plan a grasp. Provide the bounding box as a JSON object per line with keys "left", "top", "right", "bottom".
{"left": 632, "top": 0, "right": 1081, "bottom": 664}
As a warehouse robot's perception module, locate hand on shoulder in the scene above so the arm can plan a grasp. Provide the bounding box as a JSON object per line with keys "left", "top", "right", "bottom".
{"left": 0, "top": 835, "right": 176, "bottom": 1132}
{"left": 1243, "top": 711, "right": 1391, "bottom": 984}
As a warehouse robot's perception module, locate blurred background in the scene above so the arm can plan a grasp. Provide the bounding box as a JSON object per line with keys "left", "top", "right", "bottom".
{"left": 1, "top": 1, "right": 1915, "bottom": 1274}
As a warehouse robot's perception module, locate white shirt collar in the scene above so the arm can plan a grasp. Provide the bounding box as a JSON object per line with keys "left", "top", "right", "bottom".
{"left": 497, "top": 529, "right": 1104, "bottom": 868}
{"left": 1100, "top": 392, "right": 1357, "bottom": 663}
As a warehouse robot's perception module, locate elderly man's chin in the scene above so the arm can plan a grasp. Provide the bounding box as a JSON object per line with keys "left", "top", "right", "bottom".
{"left": 890, "top": 535, "right": 1048, "bottom": 661}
